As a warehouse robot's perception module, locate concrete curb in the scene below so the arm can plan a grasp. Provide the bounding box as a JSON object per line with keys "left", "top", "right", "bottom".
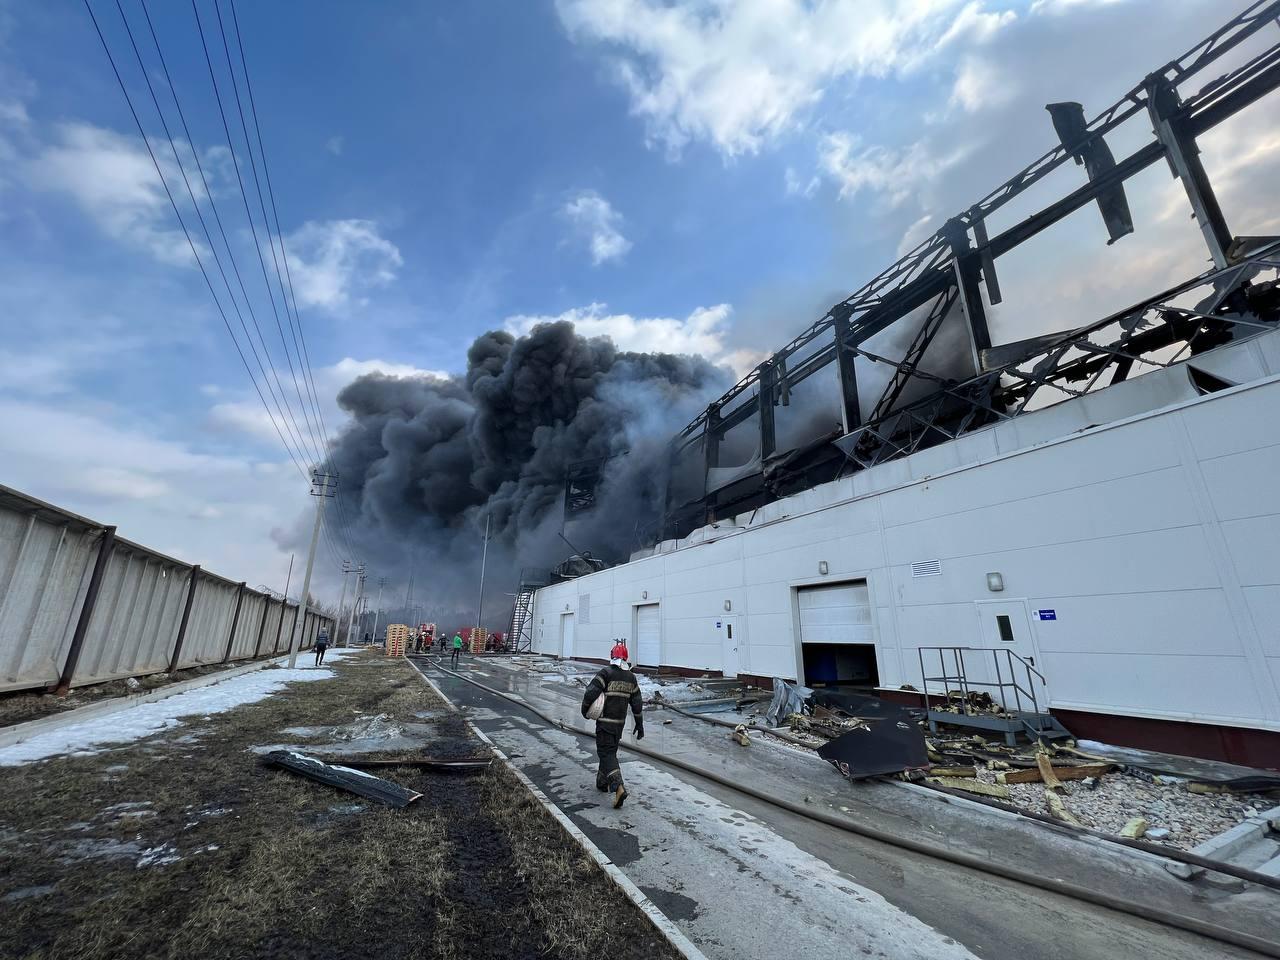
{"left": 410, "top": 661, "right": 708, "bottom": 960}
{"left": 0, "top": 654, "right": 292, "bottom": 749}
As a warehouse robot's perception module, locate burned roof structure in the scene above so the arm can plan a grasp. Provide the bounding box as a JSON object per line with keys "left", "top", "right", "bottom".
{"left": 621, "top": 1, "right": 1280, "bottom": 543}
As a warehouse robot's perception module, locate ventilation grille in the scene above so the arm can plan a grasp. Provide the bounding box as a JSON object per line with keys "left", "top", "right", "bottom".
{"left": 911, "top": 559, "right": 942, "bottom": 578}
{"left": 579, "top": 593, "right": 590, "bottom": 624}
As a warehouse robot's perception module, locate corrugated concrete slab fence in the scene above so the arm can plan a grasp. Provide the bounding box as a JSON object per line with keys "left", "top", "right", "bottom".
{"left": 0, "top": 483, "right": 334, "bottom": 694}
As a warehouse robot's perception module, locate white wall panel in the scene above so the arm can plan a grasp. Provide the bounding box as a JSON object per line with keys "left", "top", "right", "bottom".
{"left": 529, "top": 374, "right": 1280, "bottom": 730}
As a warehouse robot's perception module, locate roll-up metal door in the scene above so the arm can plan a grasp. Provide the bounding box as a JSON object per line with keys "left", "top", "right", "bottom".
{"left": 634, "top": 603, "right": 660, "bottom": 666}
{"left": 798, "top": 582, "right": 872, "bottom": 644}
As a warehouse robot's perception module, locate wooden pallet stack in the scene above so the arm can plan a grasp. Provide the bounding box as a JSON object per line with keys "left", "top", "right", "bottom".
{"left": 467, "top": 626, "right": 486, "bottom": 654}
{"left": 385, "top": 623, "right": 410, "bottom": 657}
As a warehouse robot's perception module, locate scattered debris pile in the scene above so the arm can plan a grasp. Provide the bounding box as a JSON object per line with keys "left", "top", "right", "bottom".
{"left": 711, "top": 678, "right": 1280, "bottom": 853}
{"left": 913, "top": 736, "right": 1280, "bottom": 852}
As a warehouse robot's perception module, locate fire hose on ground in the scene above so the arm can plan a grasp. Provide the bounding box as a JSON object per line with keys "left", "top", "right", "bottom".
{"left": 415, "top": 656, "right": 1280, "bottom": 960}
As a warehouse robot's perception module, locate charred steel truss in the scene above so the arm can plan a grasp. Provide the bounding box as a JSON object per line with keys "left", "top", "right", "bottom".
{"left": 662, "top": 1, "right": 1280, "bottom": 540}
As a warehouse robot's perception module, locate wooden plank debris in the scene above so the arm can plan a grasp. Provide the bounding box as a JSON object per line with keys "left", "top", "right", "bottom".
{"left": 1120, "top": 817, "right": 1149, "bottom": 838}
{"left": 928, "top": 766, "right": 979, "bottom": 778}
{"left": 999, "top": 763, "right": 1112, "bottom": 785}
{"left": 1037, "top": 752, "right": 1064, "bottom": 790}
{"left": 1044, "top": 789, "right": 1081, "bottom": 825}
{"left": 927, "top": 776, "right": 1010, "bottom": 799}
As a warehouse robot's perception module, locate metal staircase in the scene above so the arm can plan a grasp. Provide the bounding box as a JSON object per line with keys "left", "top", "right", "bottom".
{"left": 507, "top": 568, "right": 549, "bottom": 653}
{"left": 917, "top": 646, "right": 1072, "bottom": 745}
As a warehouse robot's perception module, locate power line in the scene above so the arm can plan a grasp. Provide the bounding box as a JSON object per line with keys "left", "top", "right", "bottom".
{"left": 226, "top": 0, "right": 332, "bottom": 470}
{"left": 122, "top": 0, "right": 317, "bottom": 470}
{"left": 83, "top": 0, "right": 309, "bottom": 484}
{"left": 190, "top": 0, "right": 323, "bottom": 465}
{"left": 208, "top": 0, "right": 325, "bottom": 464}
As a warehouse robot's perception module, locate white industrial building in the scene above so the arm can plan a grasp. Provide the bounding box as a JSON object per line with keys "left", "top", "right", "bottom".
{"left": 530, "top": 329, "right": 1280, "bottom": 765}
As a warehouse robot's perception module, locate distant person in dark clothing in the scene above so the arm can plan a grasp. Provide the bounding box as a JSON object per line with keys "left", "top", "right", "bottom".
{"left": 314, "top": 633, "right": 330, "bottom": 666}
{"left": 580, "top": 655, "right": 644, "bottom": 808}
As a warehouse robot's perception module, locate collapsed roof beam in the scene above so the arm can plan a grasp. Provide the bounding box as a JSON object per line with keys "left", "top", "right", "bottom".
{"left": 1147, "top": 73, "right": 1233, "bottom": 268}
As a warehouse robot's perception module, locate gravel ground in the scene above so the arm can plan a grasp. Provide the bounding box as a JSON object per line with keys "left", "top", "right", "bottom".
{"left": 977, "top": 766, "right": 1270, "bottom": 850}
{"left": 754, "top": 717, "right": 1273, "bottom": 852}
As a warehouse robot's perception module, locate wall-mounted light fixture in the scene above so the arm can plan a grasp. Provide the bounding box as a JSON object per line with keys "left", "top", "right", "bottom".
{"left": 564, "top": 602, "right": 570, "bottom": 611}
{"left": 986, "top": 572, "right": 1005, "bottom": 592}
{"left": 642, "top": 590, "right": 648, "bottom": 600}
{"left": 724, "top": 600, "right": 732, "bottom": 612}
{"left": 818, "top": 561, "right": 829, "bottom": 576}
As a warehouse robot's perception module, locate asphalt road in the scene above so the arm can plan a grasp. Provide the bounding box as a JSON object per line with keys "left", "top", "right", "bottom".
{"left": 414, "top": 656, "right": 1272, "bottom": 960}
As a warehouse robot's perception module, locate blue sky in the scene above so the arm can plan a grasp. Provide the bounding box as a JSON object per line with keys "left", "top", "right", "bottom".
{"left": 1, "top": 0, "right": 1274, "bottom": 600}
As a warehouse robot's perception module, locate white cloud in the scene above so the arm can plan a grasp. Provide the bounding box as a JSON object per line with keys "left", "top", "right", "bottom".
{"left": 950, "top": 55, "right": 1015, "bottom": 112}
{"left": 505, "top": 302, "right": 762, "bottom": 375}
{"left": 1029, "top": 0, "right": 1123, "bottom": 15}
{"left": 0, "top": 398, "right": 304, "bottom": 588}
{"left": 281, "top": 219, "right": 403, "bottom": 311}
{"left": 818, "top": 131, "right": 966, "bottom": 206}
{"left": 556, "top": 0, "right": 1018, "bottom": 157}
{"left": 322, "top": 357, "right": 450, "bottom": 385}
{"left": 561, "top": 190, "right": 633, "bottom": 265}
{"left": 207, "top": 400, "right": 288, "bottom": 446}
{"left": 27, "top": 122, "right": 201, "bottom": 266}
{"left": 79, "top": 466, "right": 171, "bottom": 501}
{"left": 784, "top": 166, "right": 819, "bottom": 198}
{"left": 897, "top": 213, "right": 936, "bottom": 256}
{"left": 325, "top": 135, "right": 344, "bottom": 156}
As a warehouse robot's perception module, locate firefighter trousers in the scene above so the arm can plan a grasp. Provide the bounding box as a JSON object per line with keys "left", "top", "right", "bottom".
{"left": 595, "top": 725, "right": 623, "bottom": 790}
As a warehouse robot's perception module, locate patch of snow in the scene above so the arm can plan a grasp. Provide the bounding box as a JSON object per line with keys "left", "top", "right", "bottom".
{"left": 0, "top": 662, "right": 339, "bottom": 767}
{"left": 635, "top": 675, "right": 716, "bottom": 704}
{"left": 136, "top": 843, "right": 181, "bottom": 868}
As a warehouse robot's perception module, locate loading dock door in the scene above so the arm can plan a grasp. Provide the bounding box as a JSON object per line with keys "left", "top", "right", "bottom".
{"left": 560, "top": 613, "right": 575, "bottom": 659}
{"left": 634, "top": 603, "right": 660, "bottom": 667}
{"left": 798, "top": 581, "right": 877, "bottom": 685}
{"left": 798, "top": 582, "right": 872, "bottom": 644}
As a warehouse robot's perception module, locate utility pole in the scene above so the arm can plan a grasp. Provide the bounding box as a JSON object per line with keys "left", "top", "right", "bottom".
{"left": 283, "top": 553, "right": 294, "bottom": 603}
{"left": 335, "top": 559, "right": 352, "bottom": 646}
{"left": 475, "top": 511, "right": 490, "bottom": 636}
{"left": 287, "top": 470, "right": 336, "bottom": 669}
{"left": 371, "top": 576, "right": 388, "bottom": 643}
{"left": 345, "top": 564, "right": 365, "bottom": 646}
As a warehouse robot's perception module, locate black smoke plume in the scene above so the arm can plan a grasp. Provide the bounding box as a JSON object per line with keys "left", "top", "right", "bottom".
{"left": 314, "top": 321, "right": 730, "bottom": 630}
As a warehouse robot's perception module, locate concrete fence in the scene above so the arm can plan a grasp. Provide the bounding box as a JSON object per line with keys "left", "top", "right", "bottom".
{"left": 0, "top": 482, "right": 334, "bottom": 695}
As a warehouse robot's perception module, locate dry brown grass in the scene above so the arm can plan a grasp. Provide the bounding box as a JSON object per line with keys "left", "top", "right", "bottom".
{"left": 0, "top": 652, "right": 681, "bottom": 960}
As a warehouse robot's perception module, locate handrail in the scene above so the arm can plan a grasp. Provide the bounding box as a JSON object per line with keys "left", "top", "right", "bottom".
{"left": 918, "top": 645, "right": 1048, "bottom": 716}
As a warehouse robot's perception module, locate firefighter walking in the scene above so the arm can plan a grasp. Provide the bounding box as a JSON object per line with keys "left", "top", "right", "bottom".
{"left": 580, "top": 654, "right": 644, "bottom": 808}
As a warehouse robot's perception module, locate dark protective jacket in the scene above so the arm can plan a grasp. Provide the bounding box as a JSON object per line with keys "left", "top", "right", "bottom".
{"left": 581, "top": 664, "right": 644, "bottom": 732}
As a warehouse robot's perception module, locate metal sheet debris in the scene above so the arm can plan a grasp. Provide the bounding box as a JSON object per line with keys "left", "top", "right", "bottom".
{"left": 321, "top": 756, "right": 491, "bottom": 772}
{"left": 817, "top": 700, "right": 928, "bottom": 781}
{"left": 263, "top": 750, "right": 423, "bottom": 808}
{"left": 766, "top": 678, "right": 812, "bottom": 727}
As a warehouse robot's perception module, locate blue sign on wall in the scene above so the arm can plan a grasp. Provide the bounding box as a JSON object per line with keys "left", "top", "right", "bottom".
{"left": 1037, "top": 609, "right": 1057, "bottom": 621}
